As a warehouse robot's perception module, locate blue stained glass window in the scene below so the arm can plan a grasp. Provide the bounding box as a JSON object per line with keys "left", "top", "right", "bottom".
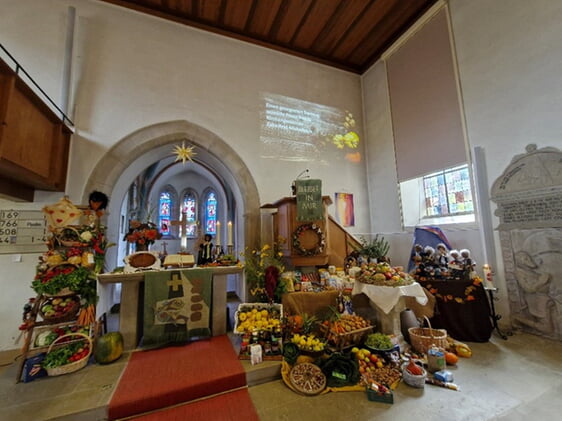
{"left": 205, "top": 192, "right": 217, "bottom": 235}
{"left": 158, "top": 192, "right": 171, "bottom": 235}
{"left": 182, "top": 193, "right": 197, "bottom": 237}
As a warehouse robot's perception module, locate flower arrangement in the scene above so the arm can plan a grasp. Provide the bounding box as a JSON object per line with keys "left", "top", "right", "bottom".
{"left": 241, "top": 239, "right": 286, "bottom": 303}
{"left": 123, "top": 221, "right": 162, "bottom": 248}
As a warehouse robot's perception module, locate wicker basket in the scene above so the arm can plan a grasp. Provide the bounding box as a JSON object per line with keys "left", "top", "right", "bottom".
{"left": 54, "top": 226, "right": 87, "bottom": 247}
{"left": 401, "top": 362, "right": 427, "bottom": 388}
{"left": 39, "top": 295, "right": 80, "bottom": 324}
{"left": 45, "top": 333, "right": 92, "bottom": 377}
{"left": 321, "top": 325, "right": 374, "bottom": 351}
{"left": 408, "top": 316, "right": 447, "bottom": 355}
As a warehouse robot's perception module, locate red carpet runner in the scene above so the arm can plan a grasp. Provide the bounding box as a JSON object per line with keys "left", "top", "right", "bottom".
{"left": 108, "top": 335, "right": 257, "bottom": 420}
{"left": 128, "top": 388, "right": 258, "bottom": 421}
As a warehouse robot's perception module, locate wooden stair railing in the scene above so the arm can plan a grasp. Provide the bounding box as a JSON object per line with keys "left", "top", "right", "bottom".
{"left": 325, "top": 215, "right": 362, "bottom": 268}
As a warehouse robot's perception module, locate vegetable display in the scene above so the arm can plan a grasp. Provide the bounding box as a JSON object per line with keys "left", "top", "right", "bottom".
{"left": 42, "top": 339, "right": 90, "bottom": 369}
{"left": 32, "top": 265, "right": 93, "bottom": 297}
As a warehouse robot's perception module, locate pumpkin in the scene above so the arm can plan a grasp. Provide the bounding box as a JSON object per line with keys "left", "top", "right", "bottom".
{"left": 94, "top": 331, "right": 124, "bottom": 364}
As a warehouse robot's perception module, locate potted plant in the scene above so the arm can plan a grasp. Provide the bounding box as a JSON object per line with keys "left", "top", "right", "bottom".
{"left": 358, "top": 234, "right": 390, "bottom": 263}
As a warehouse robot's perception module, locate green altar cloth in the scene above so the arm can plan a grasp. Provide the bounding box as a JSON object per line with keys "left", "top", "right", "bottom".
{"left": 142, "top": 269, "right": 213, "bottom": 349}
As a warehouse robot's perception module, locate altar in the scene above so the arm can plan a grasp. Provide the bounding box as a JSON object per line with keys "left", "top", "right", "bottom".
{"left": 352, "top": 282, "right": 434, "bottom": 341}
{"left": 98, "top": 266, "right": 244, "bottom": 350}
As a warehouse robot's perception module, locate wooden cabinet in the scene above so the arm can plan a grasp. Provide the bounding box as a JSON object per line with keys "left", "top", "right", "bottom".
{"left": 0, "top": 58, "right": 72, "bottom": 201}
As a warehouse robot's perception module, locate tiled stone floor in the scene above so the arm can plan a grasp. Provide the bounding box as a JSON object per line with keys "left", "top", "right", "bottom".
{"left": 1, "top": 325, "right": 561, "bottom": 420}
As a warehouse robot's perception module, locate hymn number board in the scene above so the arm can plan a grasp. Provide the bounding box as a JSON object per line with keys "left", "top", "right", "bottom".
{"left": 0, "top": 210, "right": 48, "bottom": 254}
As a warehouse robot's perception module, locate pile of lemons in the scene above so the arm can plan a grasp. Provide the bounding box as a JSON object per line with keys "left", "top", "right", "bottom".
{"left": 291, "top": 333, "right": 325, "bottom": 352}
{"left": 236, "top": 307, "right": 281, "bottom": 333}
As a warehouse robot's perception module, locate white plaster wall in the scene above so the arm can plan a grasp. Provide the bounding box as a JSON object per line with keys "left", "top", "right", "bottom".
{"left": 361, "top": 61, "right": 403, "bottom": 234}
{"left": 0, "top": 0, "right": 367, "bottom": 350}
{"left": 362, "top": 0, "right": 562, "bottom": 324}
{"left": 448, "top": 0, "right": 562, "bottom": 319}
{"left": 0, "top": 0, "right": 368, "bottom": 216}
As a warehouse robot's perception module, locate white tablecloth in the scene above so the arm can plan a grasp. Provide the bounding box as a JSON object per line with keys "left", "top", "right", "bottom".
{"left": 352, "top": 282, "right": 428, "bottom": 314}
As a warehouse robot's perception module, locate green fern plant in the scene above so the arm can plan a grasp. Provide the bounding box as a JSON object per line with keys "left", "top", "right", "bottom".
{"left": 359, "top": 234, "right": 390, "bottom": 261}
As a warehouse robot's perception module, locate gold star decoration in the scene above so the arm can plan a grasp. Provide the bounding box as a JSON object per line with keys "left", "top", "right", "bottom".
{"left": 173, "top": 142, "right": 197, "bottom": 164}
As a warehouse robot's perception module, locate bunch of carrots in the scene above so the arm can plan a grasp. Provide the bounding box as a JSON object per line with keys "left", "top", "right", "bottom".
{"left": 77, "top": 304, "right": 96, "bottom": 326}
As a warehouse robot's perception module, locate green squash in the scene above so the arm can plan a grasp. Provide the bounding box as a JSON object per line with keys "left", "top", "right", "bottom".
{"left": 94, "top": 331, "right": 124, "bottom": 364}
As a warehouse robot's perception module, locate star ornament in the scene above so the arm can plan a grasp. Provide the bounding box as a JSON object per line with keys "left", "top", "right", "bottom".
{"left": 173, "top": 142, "right": 197, "bottom": 164}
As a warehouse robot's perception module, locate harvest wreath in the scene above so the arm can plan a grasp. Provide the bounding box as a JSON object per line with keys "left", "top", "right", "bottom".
{"left": 292, "top": 223, "right": 325, "bottom": 256}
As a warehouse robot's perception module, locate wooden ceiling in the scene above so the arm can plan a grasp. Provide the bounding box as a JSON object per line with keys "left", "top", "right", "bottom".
{"left": 98, "top": 0, "right": 438, "bottom": 74}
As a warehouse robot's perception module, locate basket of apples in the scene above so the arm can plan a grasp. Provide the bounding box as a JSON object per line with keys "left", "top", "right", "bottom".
{"left": 39, "top": 295, "right": 80, "bottom": 323}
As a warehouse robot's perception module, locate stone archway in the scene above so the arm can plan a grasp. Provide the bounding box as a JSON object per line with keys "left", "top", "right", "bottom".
{"left": 82, "top": 120, "right": 261, "bottom": 270}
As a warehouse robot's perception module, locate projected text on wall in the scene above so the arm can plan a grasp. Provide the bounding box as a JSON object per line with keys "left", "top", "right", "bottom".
{"left": 260, "top": 93, "right": 360, "bottom": 163}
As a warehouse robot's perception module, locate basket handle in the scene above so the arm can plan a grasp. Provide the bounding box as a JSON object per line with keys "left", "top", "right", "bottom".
{"left": 422, "top": 316, "right": 435, "bottom": 339}
{"left": 47, "top": 332, "right": 92, "bottom": 355}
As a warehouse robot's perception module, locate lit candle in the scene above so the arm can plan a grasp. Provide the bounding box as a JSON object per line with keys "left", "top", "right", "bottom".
{"left": 180, "top": 210, "right": 187, "bottom": 250}
{"left": 483, "top": 264, "right": 494, "bottom": 289}
{"left": 227, "top": 221, "right": 233, "bottom": 246}
{"left": 216, "top": 221, "right": 221, "bottom": 246}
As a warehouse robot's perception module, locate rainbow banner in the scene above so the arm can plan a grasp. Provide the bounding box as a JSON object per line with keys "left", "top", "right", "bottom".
{"left": 335, "top": 193, "right": 355, "bottom": 227}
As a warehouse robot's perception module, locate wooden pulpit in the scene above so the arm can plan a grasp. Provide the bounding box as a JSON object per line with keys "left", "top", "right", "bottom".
{"left": 264, "top": 196, "right": 332, "bottom": 266}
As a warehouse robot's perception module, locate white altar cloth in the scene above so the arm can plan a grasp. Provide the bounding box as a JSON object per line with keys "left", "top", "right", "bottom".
{"left": 352, "top": 282, "right": 428, "bottom": 314}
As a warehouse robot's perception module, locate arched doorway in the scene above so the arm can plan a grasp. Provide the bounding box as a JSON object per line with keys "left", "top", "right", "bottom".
{"left": 82, "top": 120, "right": 261, "bottom": 272}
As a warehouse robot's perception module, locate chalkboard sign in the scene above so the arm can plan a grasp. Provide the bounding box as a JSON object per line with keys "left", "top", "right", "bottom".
{"left": 0, "top": 210, "right": 48, "bottom": 254}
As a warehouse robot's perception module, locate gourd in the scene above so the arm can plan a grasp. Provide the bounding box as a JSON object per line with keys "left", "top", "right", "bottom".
{"left": 455, "top": 344, "right": 472, "bottom": 358}
{"left": 94, "top": 331, "right": 124, "bottom": 364}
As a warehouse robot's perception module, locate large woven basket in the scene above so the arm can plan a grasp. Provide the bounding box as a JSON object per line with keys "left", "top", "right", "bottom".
{"left": 45, "top": 333, "right": 92, "bottom": 377}
{"left": 408, "top": 316, "right": 447, "bottom": 354}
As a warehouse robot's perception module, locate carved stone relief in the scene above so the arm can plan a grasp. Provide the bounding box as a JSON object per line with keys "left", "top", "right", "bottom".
{"left": 492, "top": 144, "right": 562, "bottom": 340}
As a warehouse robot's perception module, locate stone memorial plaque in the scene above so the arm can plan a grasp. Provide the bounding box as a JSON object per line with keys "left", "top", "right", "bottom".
{"left": 491, "top": 144, "right": 562, "bottom": 340}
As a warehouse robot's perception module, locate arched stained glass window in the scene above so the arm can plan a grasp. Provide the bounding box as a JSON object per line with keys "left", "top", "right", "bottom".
{"left": 182, "top": 192, "right": 197, "bottom": 237}
{"left": 205, "top": 191, "right": 217, "bottom": 235}
{"left": 158, "top": 191, "right": 172, "bottom": 236}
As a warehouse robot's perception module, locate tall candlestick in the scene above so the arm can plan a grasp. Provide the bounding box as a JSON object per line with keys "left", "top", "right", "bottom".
{"left": 227, "top": 221, "right": 233, "bottom": 246}
{"left": 216, "top": 221, "right": 221, "bottom": 246}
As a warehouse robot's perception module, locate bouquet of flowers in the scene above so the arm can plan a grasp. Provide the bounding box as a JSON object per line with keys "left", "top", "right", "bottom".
{"left": 241, "top": 239, "right": 286, "bottom": 303}
{"left": 123, "top": 221, "right": 162, "bottom": 247}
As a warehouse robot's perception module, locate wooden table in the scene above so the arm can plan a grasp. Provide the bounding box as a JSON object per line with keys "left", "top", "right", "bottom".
{"left": 98, "top": 266, "right": 244, "bottom": 350}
